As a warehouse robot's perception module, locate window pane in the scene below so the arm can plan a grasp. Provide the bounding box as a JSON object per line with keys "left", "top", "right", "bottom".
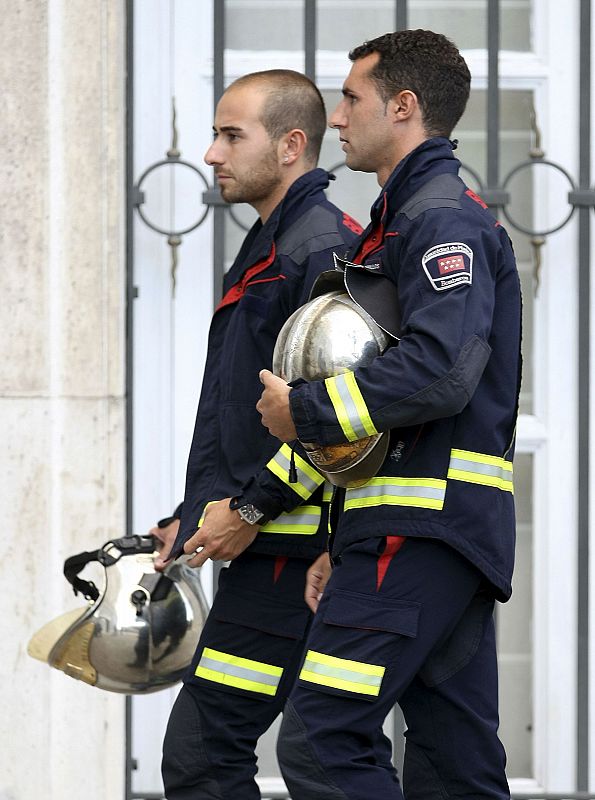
{"left": 317, "top": 0, "right": 531, "bottom": 52}
{"left": 497, "top": 452, "right": 534, "bottom": 778}
{"left": 227, "top": 1, "right": 532, "bottom": 54}
{"left": 408, "top": 0, "right": 531, "bottom": 52}
{"left": 226, "top": 0, "right": 303, "bottom": 51}
{"left": 454, "top": 89, "right": 534, "bottom": 415}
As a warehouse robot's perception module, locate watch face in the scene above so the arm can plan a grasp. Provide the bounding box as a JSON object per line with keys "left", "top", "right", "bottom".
{"left": 238, "top": 503, "right": 264, "bottom": 525}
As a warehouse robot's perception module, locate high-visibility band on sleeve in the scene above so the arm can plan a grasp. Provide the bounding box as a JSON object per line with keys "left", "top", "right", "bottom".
{"left": 266, "top": 443, "right": 324, "bottom": 500}
{"left": 344, "top": 477, "right": 446, "bottom": 512}
{"left": 299, "top": 649, "right": 385, "bottom": 697}
{"left": 197, "top": 503, "right": 214, "bottom": 527}
{"left": 260, "top": 505, "right": 321, "bottom": 535}
{"left": 322, "top": 481, "right": 334, "bottom": 503}
{"left": 195, "top": 647, "right": 283, "bottom": 696}
{"left": 448, "top": 449, "right": 514, "bottom": 493}
{"left": 324, "top": 371, "right": 378, "bottom": 442}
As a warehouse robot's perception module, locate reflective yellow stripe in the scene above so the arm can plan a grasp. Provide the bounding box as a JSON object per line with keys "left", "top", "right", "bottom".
{"left": 299, "top": 649, "right": 385, "bottom": 697}
{"left": 260, "top": 505, "right": 321, "bottom": 535}
{"left": 199, "top": 501, "right": 321, "bottom": 535}
{"left": 325, "top": 371, "right": 378, "bottom": 442}
{"left": 448, "top": 449, "right": 514, "bottom": 493}
{"left": 195, "top": 647, "right": 283, "bottom": 696}
{"left": 344, "top": 477, "right": 446, "bottom": 512}
{"left": 322, "top": 481, "right": 334, "bottom": 503}
{"left": 266, "top": 444, "right": 324, "bottom": 500}
{"left": 197, "top": 503, "right": 214, "bottom": 527}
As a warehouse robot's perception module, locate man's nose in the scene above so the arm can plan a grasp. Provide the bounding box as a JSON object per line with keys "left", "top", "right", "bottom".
{"left": 204, "top": 141, "right": 223, "bottom": 165}
{"left": 328, "top": 104, "right": 345, "bottom": 130}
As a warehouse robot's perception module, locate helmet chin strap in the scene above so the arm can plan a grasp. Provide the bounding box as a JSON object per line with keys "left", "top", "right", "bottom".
{"left": 63, "top": 535, "right": 157, "bottom": 601}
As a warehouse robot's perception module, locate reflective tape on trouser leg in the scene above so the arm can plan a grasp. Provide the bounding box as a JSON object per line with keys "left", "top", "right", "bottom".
{"left": 195, "top": 647, "right": 283, "bottom": 696}
{"left": 277, "top": 699, "right": 351, "bottom": 800}
{"left": 299, "top": 649, "right": 385, "bottom": 696}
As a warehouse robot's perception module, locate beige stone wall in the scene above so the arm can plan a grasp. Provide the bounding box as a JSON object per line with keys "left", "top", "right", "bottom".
{"left": 0, "top": 2, "right": 127, "bottom": 798}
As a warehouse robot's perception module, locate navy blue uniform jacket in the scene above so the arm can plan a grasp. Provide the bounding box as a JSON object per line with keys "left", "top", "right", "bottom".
{"left": 170, "top": 168, "right": 361, "bottom": 561}
{"left": 243, "top": 141, "right": 522, "bottom": 600}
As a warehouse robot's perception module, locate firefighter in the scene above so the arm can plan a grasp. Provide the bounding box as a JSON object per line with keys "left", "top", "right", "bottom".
{"left": 154, "top": 70, "right": 362, "bottom": 799}
{"left": 257, "top": 31, "right": 521, "bottom": 800}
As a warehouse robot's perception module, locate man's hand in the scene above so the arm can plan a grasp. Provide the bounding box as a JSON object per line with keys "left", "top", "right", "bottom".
{"left": 151, "top": 518, "right": 180, "bottom": 572}
{"left": 182, "top": 498, "right": 259, "bottom": 568}
{"left": 256, "top": 369, "right": 297, "bottom": 442}
{"left": 305, "top": 552, "right": 332, "bottom": 613}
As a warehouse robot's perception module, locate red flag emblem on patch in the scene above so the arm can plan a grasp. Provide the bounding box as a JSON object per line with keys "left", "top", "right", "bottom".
{"left": 438, "top": 255, "right": 465, "bottom": 275}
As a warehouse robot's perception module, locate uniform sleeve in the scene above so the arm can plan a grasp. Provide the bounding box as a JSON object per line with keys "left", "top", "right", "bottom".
{"left": 241, "top": 440, "right": 327, "bottom": 520}
{"left": 289, "top": 212, "right": 498, "bottom": 447}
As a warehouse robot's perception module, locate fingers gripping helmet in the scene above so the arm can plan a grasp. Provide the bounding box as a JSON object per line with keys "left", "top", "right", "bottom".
{"left": 27, "top": 535, "right": 209, "bottom": 694}
{"left": 273, "top": 279, "right": 393, "bottom": 488}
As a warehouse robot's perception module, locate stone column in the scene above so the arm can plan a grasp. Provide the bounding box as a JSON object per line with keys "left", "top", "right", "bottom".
{"left": 0, "top": 2, "right": 127, "bottom": 797}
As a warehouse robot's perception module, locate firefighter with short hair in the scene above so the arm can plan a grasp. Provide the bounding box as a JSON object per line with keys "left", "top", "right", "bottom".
{"left": 258, "top": 31, "right": 521, "bottom": 800}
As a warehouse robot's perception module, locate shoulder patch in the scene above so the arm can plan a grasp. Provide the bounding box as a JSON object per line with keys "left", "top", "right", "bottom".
{"left": 421, "top": 242, "right": 473, "bottom": 291}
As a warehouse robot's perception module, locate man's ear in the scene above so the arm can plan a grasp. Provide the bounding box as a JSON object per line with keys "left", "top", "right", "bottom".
{"left": 391, "top": 90, "right": 419, "bottom": 122}
{"left": 279, "top": 128, "right": 308, "bottom": 165}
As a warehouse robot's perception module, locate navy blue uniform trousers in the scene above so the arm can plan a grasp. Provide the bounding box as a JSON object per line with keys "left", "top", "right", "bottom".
{"left": 162, "top": 552, "right": 312, "bottom": 799}
{"left": 277, "top": 536, "right": 510, "bottom": 800}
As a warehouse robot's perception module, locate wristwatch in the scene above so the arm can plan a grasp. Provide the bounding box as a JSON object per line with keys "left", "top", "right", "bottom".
{"left": 229, "top": 497, "right": 265, "bottom": 525}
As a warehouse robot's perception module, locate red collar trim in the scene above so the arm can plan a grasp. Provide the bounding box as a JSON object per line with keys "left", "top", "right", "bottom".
{"left": 216, "top": 243, "right": 277, "bottom": 312}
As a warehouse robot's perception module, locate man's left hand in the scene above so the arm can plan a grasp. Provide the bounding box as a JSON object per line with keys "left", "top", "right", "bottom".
{"left": 256, "top": 369, "right": 297, "bottom": 442}
{"left": 183, "top": 498, "right": 259, "bottom": 567}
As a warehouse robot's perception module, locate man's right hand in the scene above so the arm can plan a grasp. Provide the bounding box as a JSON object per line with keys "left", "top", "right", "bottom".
{"left": 305, "top": 552, "right": 332, "bottom": 613}
{"left": 151, "top": 518, "right": 180, "bottom": 572}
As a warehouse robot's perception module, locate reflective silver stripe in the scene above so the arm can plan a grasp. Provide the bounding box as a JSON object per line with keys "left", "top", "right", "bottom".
{"left": 303, "top": 658, "right": 382, "bottom": 689}
{"left": 325, "top": 372, "right": 377, "bottom": 442}
{"left": 448, "top": 448, "right": 513, "bottom": 492}
{"left": 266, "top": 444, "right": 324, "bottom": 500}
{"left": 261, "top": 505, "right": 321, "bottom": 535}
{"left": 344, "top": 477, "right": 446, "bottom": 511}
{"left": 322, "top": 481, "right": 334, "bottom": 503}
{"left": 300, "top": 649, "right": 385, "bottom": 697}
{"left": 196, "top": 647, "right": 283, "bottom": 696}
{"left": 199, "top": 655, "right": 279, "bottom": 687}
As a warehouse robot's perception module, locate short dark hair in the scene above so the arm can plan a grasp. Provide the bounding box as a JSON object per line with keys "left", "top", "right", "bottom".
{"left": 349, "top": 30, "right": 471, "bottom": 137}
{"left": 230, "top": 70, "right": 327, "bottom": 164}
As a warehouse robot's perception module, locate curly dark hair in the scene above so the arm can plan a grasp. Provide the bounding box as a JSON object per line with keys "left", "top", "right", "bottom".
{"left": 349, "top": 30, "right": 471, "bottom": 137}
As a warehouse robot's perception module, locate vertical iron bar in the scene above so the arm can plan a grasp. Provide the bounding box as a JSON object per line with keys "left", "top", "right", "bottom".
{"left": 577, "top": 0, "right": 591, "bottom": 790}
{"left": 486, "top": 0, "right": 500, "bottom": 204}
{"left": 304, "top": 0, "right": 316, "bottom": 80}
{"left": 125, "top": 1, "right": 135, "bottom": 798}
{"left": 212, "top": 0, "right": 225, "bottom": 308}
{"left": 211, "top": 0, "right": 226, "bottom": 588}
{"left": 395, "top": 0, "right": 408, "bottom": 31}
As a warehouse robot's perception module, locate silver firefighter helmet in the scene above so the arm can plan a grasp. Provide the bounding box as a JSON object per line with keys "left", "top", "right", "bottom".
{"left": 273, "top": 289, "right": 391, "bottom": 488}
{"left": 28, "top": 535, "right": 209, "bottom": 694}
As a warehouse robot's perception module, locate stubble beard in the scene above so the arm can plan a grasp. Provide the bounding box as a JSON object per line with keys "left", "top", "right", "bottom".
{"left": 221, "top": 147, "right": 282, "bottom": 206}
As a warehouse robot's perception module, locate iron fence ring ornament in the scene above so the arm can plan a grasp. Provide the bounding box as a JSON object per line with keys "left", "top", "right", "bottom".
{"left": 501, "top": 159, "right": 577, "bottom": 237}
{"left": 458, "top": 161, "right": 485, "bottom": 192}
{"left": 134, "top": 158, "right": 211, "bottom": 236}
{"left": 228, "top": 204, "right": 253, "bottom": 232}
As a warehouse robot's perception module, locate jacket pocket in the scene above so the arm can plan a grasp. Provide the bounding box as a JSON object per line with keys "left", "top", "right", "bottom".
{"left": 213, "top": 582, "right": 311, "bottom": 640}
{"left": 190, "top": 582, "right": 311, "bottom": 702}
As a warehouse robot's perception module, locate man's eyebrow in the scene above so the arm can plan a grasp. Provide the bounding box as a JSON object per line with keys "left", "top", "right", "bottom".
{"left": 214, "top": 124, "right": 243, "bottom": 133}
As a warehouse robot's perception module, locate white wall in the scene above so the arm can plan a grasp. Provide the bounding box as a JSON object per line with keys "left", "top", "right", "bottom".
{"left": 0, "top": 2, "right": 127, "bottom": 798}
